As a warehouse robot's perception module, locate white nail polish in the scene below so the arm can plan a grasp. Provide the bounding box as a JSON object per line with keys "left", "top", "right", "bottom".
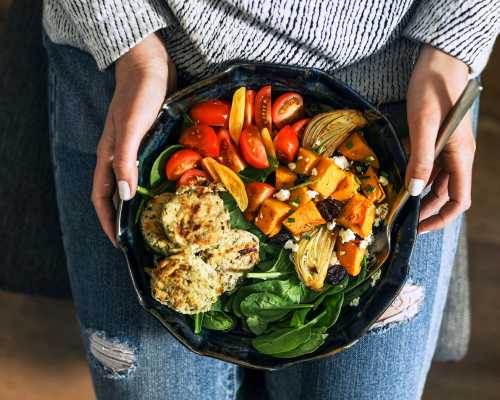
{"left": 408, "top": 178, "right": 425, "bottom": 196}
{"left": 118, "top": 180, "right": 131, "bottom": 201}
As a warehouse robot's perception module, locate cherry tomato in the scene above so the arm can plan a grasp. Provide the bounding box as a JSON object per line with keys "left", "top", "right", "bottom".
{"left": 254, "top": 85, "right": 272, "bottom": 133}
{"left": 177, "top": 168, "right": 209, "bottom": 187}
{"left": 165, "top": 149, "right": 202, "bottom": 181}
{"left": 271, "top": 92, "right": 304, "bottom": 129}
{"left": 291, "top": 118, "right": 311, "bottom": 138}
{"left": 179, "top": 124, "right": 220, "bottom": 157}
{"left": 189, "top": 100, "right": 230, "bottom": 126}
{"left": 217, "top": 128, "right": 247, "bottom": 172}
{"left": 246, "top": 182, "right": 276, "bottom": 212}
{"left": 244, "top": 89, "right": 255, "bottom": 128}
{"left": 273, "top": 125, "right": 299, "bottom": 163}
{"left": 240, "top": 125, "right": 269, "bottom": 169}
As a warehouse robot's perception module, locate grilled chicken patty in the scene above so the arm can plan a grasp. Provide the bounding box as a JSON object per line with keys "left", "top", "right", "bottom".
{"left": 140, "top": 192, "right": 174, "bottom": 255}
{"left": 161, "top": 186, "right": 230, "bottom": 249}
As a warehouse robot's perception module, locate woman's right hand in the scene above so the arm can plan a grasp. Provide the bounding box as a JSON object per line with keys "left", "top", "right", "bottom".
{"left": 91, "top": 32, "right": 176, "bottom": 245}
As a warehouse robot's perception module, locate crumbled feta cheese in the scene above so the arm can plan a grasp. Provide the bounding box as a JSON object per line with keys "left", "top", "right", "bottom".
{"left": 378, "top": 175, "right": 389, "bottom": 186}
{"left": 349, "top": 297, "right": 360, "bottom": 307}
{"left": 306, "top": 190, "right": 319, "bottom": 200}
{"left": 339, "top": 228, "right": 356, "bottom": 243}
{"left": 376, "top": 203, "right": 389, "bottom": 220}
{"left": 326, "top": 220, "right": 337, "bottom": 230}
{"left": 288, "top": 162, "right": 297, "bottom": 171}
{"left": 292, "top": 244, "right": 299, "bottom": 252}
{"left": 332, "top": 155, "right": 350, "bottom": 170}
{"left": 297, "top": 155, "right": 303, "bottom": 160}
{"left": 293, "top": 236, "right": 300, "bottom": 241}
{"left": 284, "top": 240, "right": 295, "bottom": 250}
{"left": 330, "top": 251, "right": 338, "bottom": 265}
{"left": 370, "top": 269, "right": 382, "bottom": 287}
{"left": 314, "top": 139, "right": 321, "bottom": 146}
{"left": 274, "top": 189, "right": 290, "bottom": 201}
{"left": 310, "top": 168, "right": 318, "bottom": 176}
{"left": 359, "top": 234, "right": 373, "bottom": 249}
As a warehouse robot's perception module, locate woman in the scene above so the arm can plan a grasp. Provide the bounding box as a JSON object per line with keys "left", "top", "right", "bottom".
{"left": 42, "top": 1, "right": 498, "bottom": 399}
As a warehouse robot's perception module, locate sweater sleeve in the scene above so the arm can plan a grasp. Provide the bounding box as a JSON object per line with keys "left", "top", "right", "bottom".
{"left": 403, "top": 0, "right": 500, "bottom": 75}
{"left": 54, "top": 0, "right": 177, "bottom": 70}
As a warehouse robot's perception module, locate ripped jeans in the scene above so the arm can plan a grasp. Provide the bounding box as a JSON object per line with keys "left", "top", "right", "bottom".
{"left": 44, "top": 34, "right": 464, "bottom": 400}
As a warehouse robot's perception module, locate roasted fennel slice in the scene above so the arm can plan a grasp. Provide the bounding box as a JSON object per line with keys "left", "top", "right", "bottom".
{"left": 302, "top": 110, "right": 367, "bottom": 156}
{"left": 293, "top": 226, "right": 337, "bottom": 292}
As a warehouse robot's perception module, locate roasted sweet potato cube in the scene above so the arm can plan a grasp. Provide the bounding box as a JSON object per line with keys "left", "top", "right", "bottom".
{"left": 360, "top": 166, "right": 386, "bottom": 203}
{"left": 295, "top": 148, "right": 321, "bottom": 175}
{"left": 283, "top": 201, "right": 326, "bottom": 236}
{"left": 337, "top": 193, "right": 375, "bottom": 238}
{"left": 254, "top": 199, "right": 292, "bottom": 236}
{"left": 331, "top": 172, "right": 360, "bottom": 201}
{"left": 275, "top": 166, "right": 298, "bottom": 190}
{"left": 338, "top": 132, "right": 380, "bottom": 168}
{"left": 289, "top": 186, "right": 311, "bottom": 209}
{"left": 336, "top": 241, "right": 365, "bottom": 276}
{"left": 308, "top": 157, "right": 346, "bottom": 197}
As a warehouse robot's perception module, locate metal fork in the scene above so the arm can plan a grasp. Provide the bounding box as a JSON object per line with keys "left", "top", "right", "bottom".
{"left": 371, "top": 79, "right": 482, "bottom": 274}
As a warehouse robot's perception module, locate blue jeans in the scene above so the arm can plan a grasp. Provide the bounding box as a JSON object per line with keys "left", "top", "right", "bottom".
{"left": 44, "top": 35, "right": 463, "bottom": 400}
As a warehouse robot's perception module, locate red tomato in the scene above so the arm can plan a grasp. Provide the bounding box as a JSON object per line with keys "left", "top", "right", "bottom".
{"left": 244, "top": 89, "right": 255, "bottom": 128}
{"left": 179, "top": 124, "right": 220, "bottom": 157}
{"left": 189, "top": 100, "right": 230, "bottom": 126}
{"left": 246, "top": 182, "right": 276, "bottom": 212}
{"left": 240, "top": 125, "right": 269, "bottom": 169}
{"left": 271, "top": 92, "right": 304, "bottom": 129}
{"left": 273, "top": 125, "right": 299, "bottom": 163}
{"left": 165, "top": 149, "right": 202, "bottom": 180}
{"left": 291, "top": 118, "right": 310, "bottom": 138}
{"left": 217, "top": 128, "right": 247, "bottom": 172}
{"left": 254, "top": 85, "right": 272, "bottom": 133}
{"left": 177, "top": 168, "right": 209, "bottom": 187}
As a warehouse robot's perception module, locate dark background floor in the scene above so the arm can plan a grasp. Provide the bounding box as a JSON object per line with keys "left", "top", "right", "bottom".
{"left": 0, "top": 2, "right": 499, "bottom": 399}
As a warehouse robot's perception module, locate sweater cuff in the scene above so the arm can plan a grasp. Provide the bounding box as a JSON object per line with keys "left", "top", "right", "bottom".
{"left": 403, "top": 0, "right": 500, "bottom": 75}
{"left": 63, "top": 0, "right": 177, "bottom": 70}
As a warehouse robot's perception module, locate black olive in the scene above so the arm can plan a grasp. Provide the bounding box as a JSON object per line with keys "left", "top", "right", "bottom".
{"left": 316, "top": 198, "right": 344, "bottom": 222}
{"left": 268, "top": 231, "right": 294, "bottom": 246}
{"left": 326, "top": 264, "right": 347, "bottom": 285}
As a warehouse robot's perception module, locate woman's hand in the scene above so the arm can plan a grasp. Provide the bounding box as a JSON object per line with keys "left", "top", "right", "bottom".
{"left": 91, "top": 32, "right": 176, "bottom": 245}
{"left": 406, "top": 45, "right": 475, "bottom": 233}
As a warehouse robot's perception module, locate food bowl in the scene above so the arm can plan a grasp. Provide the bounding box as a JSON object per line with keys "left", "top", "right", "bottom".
{"left": 116, "top": 63, "right": 419, "bottom": 370}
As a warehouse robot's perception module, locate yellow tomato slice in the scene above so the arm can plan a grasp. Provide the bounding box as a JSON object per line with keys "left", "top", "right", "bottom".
{"left": 204, "top": 157, "right": 248, "bottom": 211}
{"left": 260, "top": 127, "right": 276, "bottom": 159}
{"left": 228, "top": 87, "right": 246, "bottom": 145}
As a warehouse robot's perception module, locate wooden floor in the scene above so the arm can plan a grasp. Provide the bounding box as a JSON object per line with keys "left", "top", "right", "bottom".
{"left": 0, "top": 1, "right": 499, "bottom": 398}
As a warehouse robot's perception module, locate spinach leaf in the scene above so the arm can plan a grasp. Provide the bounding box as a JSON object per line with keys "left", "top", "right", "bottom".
{"left": 194, "top": 313, "right": 204, "bottom": 335}
{"left": 343, "top": 279, "right": 372, "bottom": 306}
{"left": 246, "top": 315, "right": 268, "bottom": 335}
{"left": 258, "top": 248, "right": 294, "bottom": 274}
{"left": 238, "top": 157, "right": 278, "bottom": 183}
{"left": 312, "top": 276, "right": 349, "bottom": 310}
{"left": 183, "top": 113, "right": 195, "bottom": 128}
{"left": 259, "top": 241, "right": 281, "bottom": 261}
{"left": 289, "top": 307, "right": 311, "bottom": 328}
{"left": 219, "top": 192, "right": 263, "bottom": 237}
{"left": 273, "top": 331, "right": 328, "bottom": 358}
{"left": 134, "top": 197, "right": 146, "bottom": 224}
{"left": 314, "top": 294, "right": 344, "bottom": 332}
{"left": 240, "top": 292, "right": 313, "bottom": 321}
{"left": 246, "top": 271, "right": 292, "bottom": 280}
{"left": 252, "top": 325, "right": 312, "bottom": 355}
{"left": 202, "top": 311, "right": 235, "bottom": 331}
{"left": 149, "top": 144, "right": 183, "bottom": 187}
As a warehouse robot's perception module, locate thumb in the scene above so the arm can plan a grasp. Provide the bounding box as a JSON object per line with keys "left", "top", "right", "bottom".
{"left": 405, "top": 113, "right": 439, "bottom": 197}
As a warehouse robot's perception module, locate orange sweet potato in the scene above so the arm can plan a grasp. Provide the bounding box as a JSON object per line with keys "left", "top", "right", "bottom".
{"left": 295, "top": 147, "right": 321, "bottom": 175}
{"left": 338, "top": 132, "right": 379, "bottom": 168}
{"left": 360, "top": 166, "right": 386, "bottom": 203}
{"left": 275, "top": 166, "right": 298, "bottom": 190}
{"left": 254, "top": 199, "right": 292, "bottom": 236}
{"left": 289, "top": 186, "right": 311, "bottom": 209}
{"left": 283, "top": 201, "right": 326, "bottom": 236}
{"left": 308, "top": 157, "right": 345, "bottom": 197}
{"left": 337, "top": 193, "right": 375, "bottom": 238}
{"left": 331, "top": 172, "right": 360, "bottom": 202}
{"left": 336, "top": 240, "right": 365, "bottom": 276}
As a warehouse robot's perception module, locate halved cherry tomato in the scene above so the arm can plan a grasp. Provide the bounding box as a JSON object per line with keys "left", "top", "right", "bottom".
{"left": 179, "top": 124, "right": 220, "bottom": 157}
{"left": 189, "top": 100, "right": 230, "bottom": 126}
{"left": 254, "top": 85, "right": 272, "bottom": 133}
{"left": 244, "top": 89, "right": 255, "bottom": 128}
{"left": 239, "top": 125, "right": 269, "bottom": 169}
{"left": 291, "top": 118, "right": 310, "bottom": 138}
{"left": 217, "top": 128, "right": 247, "bottom": 172}
{"left": 177, "top": 168, "right": 209, "bottom": 187}
{"left": 246, "top": 182, "right": 276, "bottom": 212}
{"left": 273, "top": 125, "right": 299, "bottom": 163}
{"left": 165, "top": 149, "right": 202, "bottom": 180}
{"left": 271, "top": 92, "right": 303, "bottom": 129}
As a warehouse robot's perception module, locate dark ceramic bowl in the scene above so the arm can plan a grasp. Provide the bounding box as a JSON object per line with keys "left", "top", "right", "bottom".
{"left": 116, "top": 63, "right": 419, "bottom": 370}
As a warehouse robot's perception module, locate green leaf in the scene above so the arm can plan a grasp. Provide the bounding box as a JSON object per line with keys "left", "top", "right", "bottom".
{"left": 149, "top": 144, "right": 183, "bottom": 187}
{"left": 183, "top": 112, "right": 195, "bottom": 128}
{"left": 238, "top": 157, "right": 278, "bottom": 183}
{"left": 314, "top": 294, "right": 344, "bottom": 333}
{"left": 134, "top": 197, "right": 146, "bottom": 224}
{"left": 290, "top": 307, "right": 311, "bottom": 328}
{"left": 246, "top": 315, "right": 268, "bottom": 335}
{"left": 202, "top": 311, "right": 235, "bottom": 331}
{"left": 219, "top": 191, "right": 264, "bottom": 239}
{"left": 257, "top": 248, "right": 294, "bottom": 274}
{"left": 240, "top": 292, "right": 313, "bottom": 321}
{"left": 245, "top": 271, "right": 292, "bottom": 280}
{"left": 312, "top": 276, "right": 349, "bottom": 310}
{"left": 194, "top": 313, "right": 204, "bottom": 335}
{"left": 252, "top": 325, "right": 312, "bottom": 355}
{"left": 273, "top": 332, "right": 328, "bottom": 358}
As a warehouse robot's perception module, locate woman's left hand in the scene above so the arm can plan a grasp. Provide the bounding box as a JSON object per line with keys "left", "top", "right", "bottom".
{"left": 406, "top": 45, "right": 476, "bottom": 233}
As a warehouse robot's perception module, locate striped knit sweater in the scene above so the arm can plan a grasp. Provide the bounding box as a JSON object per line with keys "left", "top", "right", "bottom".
{"left": 42, "top": 1, "right": 499, "bottom": 103}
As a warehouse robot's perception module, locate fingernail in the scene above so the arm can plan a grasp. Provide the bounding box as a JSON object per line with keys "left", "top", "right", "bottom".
{"left": 408, "top": 178, "right": 425, "bottom": 196}
{"left": 117, "top": 180, "right": 131, "bottom": 201}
